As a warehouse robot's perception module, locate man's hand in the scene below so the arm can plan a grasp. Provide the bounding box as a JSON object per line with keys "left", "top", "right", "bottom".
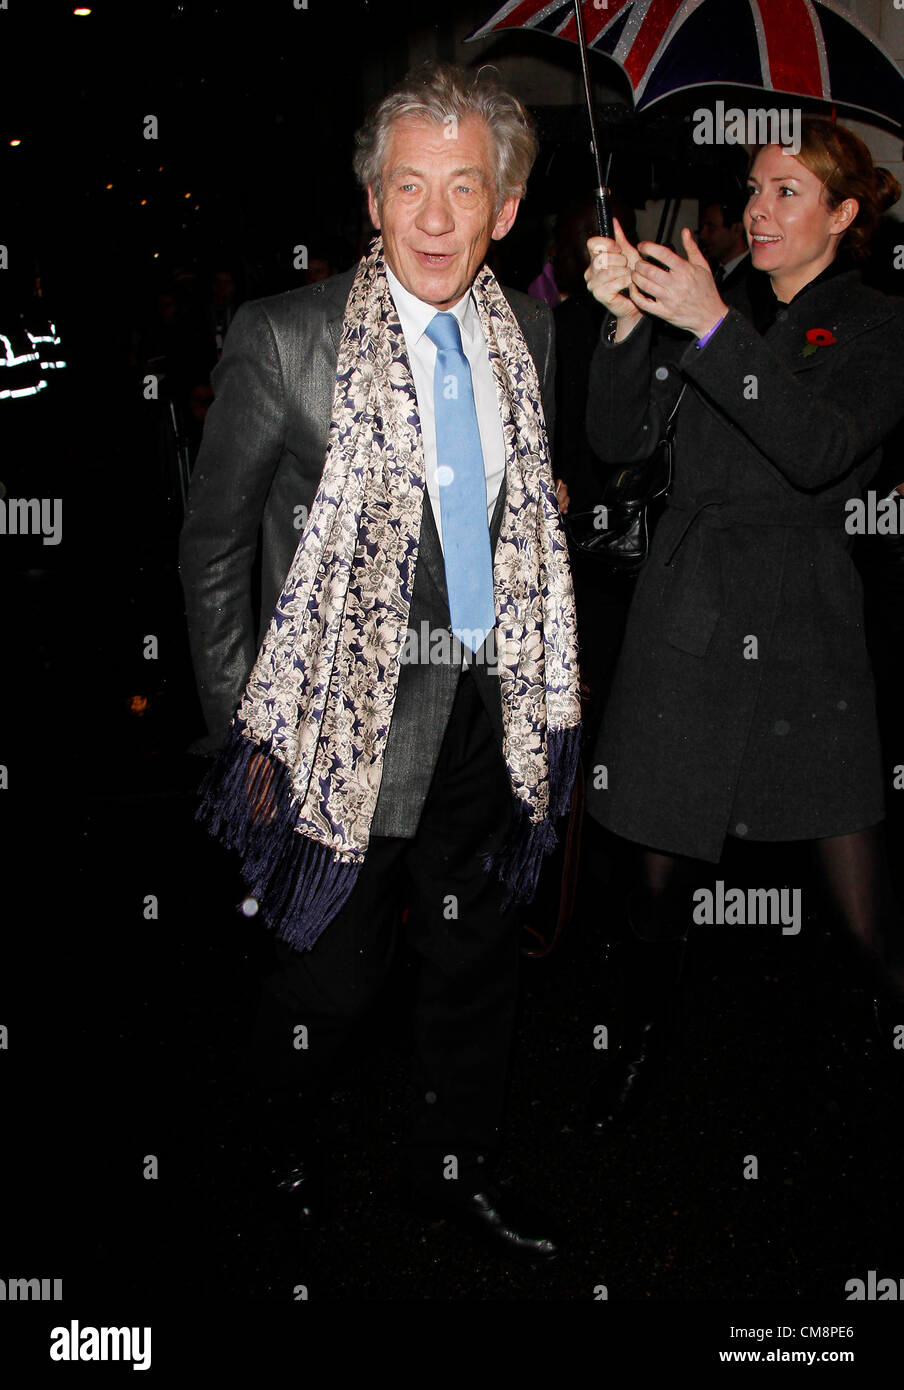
{"left": 555, "top": 478, "right": 570, "bottom": 514}
{"left": 627, "top": 226, "right": 728, "bottom": 339}
{"left": 585, "top": 218, "right": 644, "bottom": 332}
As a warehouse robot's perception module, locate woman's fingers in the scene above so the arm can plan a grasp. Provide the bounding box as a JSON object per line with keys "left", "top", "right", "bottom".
{"left": 636, "top": 239, "right": 682, "bottom": 271}
{"left": 587, "top": 236, "right": 627, "bottom": 270}
{"left": 632, "top": 260, "right": 670, "bottom": 294}
{"left": 612, "top": 218, "right": 640, "bottom": 268}
{"left": 626, "top": 278, "right": 666, "bottom": 318}
{"left": 585, "top": 259, "right": 635, "bottom": 312}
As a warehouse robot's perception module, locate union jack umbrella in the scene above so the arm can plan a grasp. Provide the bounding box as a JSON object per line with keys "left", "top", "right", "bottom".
{"left": 467, "top": 0, "right": 904, "bottom": 132}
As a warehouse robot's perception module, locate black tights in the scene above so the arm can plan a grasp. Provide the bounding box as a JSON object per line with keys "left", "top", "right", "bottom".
{"left": 634, "top": 825, "right": 903, "bottom": 994}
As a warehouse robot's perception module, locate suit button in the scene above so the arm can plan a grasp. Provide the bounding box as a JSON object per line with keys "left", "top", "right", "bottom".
{"left": 776, "top": 309, "right": 788, "bottom": 322}
{"left": 654, "top": 366, "right": 669, "bottom": 380}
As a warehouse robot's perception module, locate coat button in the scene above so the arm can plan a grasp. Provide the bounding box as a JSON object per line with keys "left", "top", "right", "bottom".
{"left": 655, "top": 366, "right": 669, "bottom": 380}
{"left": 776, "top": 309, "right": 788, "bottom": 322}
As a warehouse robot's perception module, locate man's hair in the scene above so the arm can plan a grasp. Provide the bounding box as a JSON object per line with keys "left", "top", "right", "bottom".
{"left": 353, "top": 61, "right": 538, "bottom": 212}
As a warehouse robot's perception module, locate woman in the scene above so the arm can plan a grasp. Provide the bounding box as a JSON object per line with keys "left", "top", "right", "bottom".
{"left": 582, "top": 120, "right": 904, "bottom": 1124}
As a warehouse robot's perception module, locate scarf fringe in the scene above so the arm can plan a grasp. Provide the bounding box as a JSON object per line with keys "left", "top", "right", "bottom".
{"left": 547, "top": 720, "right": 582, "bottom": 824}
{"left": 485, "top": 722, "right": 582, "bottom": 909}
{"left": 195, "top": 723, "right": 361, "bottom": 951}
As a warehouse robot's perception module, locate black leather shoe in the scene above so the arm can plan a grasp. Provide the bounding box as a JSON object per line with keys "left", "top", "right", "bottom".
{"left": 408, "top": 1183, "right": 560, "bottom": 1260}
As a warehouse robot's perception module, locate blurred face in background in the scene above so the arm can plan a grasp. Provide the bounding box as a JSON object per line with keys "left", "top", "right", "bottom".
{"left": 698, "top": 203, "right": 745, "bottom": 265}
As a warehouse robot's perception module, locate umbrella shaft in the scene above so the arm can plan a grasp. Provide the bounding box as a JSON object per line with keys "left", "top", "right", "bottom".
{"left": 572, "top": 0, "right": 612, "bottom": 237}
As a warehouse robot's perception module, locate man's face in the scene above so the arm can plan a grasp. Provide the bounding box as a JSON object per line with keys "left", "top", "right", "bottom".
{"left": 367, "top": 114, "right": 520, "bottom": 310}
{"left": 699, "top": 204, "right": 738, "bottom": 263}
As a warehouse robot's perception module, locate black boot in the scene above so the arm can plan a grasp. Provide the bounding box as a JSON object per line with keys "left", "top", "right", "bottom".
{"left": 587, "top": 893, "right": 687, "bottom": 1137}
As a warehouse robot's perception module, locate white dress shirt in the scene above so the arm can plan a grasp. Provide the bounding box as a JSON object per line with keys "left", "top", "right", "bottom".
{"left": 386, "top": 265, "right": 505, "bottom": 550}
{"left": 718, "top": 250, "right": 750, "bottom": 282}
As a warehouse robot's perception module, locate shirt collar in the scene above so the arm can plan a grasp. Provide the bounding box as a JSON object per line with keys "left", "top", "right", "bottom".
{"left": 721, "top": 251, "right": 749, "bottom": 279}
{"left": 386, "top": 265, "right": 477, "bottom": 348}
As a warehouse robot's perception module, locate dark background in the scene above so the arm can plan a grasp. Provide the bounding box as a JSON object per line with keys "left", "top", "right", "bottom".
{"left": 1, "top": 0, "right": 903, "bottom": 1357}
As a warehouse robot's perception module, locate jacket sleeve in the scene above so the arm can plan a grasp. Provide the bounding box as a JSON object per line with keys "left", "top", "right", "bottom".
{"left": 678, "top": 304, "right": 904, "bottom": 490}
{"left": 178, "top": 300, "right": 288, "bottom": 746}
{"left": 585, "top": 314, "right": 685, "bottom": 465}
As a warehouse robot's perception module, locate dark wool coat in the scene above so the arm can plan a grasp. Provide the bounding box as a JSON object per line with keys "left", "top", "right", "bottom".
{"left": 583, "top": 267, "right": 904, "bottom": 861}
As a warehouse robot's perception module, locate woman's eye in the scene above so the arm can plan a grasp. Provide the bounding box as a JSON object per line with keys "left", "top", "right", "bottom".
{"left": 779, "top": 186, "right": 795, "bottom": 196}
{"left": 456, "top": 186, "right": 473, "bottom": 194}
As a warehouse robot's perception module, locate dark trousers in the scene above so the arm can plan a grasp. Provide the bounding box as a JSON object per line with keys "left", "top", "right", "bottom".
{"left": 246, "top": 668, "right": 520, "bottom": 1194}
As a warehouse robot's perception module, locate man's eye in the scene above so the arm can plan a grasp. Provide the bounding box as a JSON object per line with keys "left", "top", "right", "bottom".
{"left": 456, "top": 185, "right": 474, "bottom": 194}
{"left": 746, "top": 186, "right": 757, "bottom": 198}
{"left": 399, "top": 183, "right": 417, "bottom": 192}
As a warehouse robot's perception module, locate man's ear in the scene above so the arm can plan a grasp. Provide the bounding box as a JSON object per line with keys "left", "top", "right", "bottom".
{"left": 491, "top": 193, "right": 521, "bottom": 242}
{"left": 367, "top": 185, "right": 382, "bottom": 231}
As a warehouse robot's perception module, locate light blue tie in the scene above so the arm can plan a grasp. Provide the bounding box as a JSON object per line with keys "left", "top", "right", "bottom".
{"left": 424, "top": 311, "right": 495, "bottom": 653}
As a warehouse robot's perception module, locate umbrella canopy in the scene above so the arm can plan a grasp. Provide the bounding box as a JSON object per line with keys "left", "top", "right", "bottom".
{"left": 468, "top": 0, "right": 904, "bottom": 134}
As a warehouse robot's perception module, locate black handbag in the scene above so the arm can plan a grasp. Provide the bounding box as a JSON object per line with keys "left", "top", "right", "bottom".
{"left": 566, "top": 383, "right": 687, "bottom": 576}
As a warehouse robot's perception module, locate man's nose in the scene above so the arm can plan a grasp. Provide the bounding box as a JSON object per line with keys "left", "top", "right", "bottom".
{"left": 416, "top": 189, "right": 455, "bottom": 235}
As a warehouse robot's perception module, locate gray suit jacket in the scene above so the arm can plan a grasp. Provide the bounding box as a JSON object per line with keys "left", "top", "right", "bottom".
{"left": 179, "top": 264, "right": 555, "bottom": 836}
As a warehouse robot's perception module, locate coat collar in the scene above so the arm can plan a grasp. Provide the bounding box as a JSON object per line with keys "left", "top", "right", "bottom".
{"left": 745, "top": 267, "right": 899, "bottom": 367}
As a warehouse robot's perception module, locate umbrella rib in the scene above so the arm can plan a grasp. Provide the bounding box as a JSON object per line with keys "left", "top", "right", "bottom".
{"left": 803, "top": 0, "right": 832, "bottom": 100}
{"left": 747, "top": 0, "right": 772, "bottom": 92}
{"left": 620, "top": 0, "right": 704, "bottom": 104}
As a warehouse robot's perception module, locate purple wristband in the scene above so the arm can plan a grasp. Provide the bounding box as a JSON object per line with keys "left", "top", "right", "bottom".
{"left": 696, "top": 314, "right": 727, "bottom": 350}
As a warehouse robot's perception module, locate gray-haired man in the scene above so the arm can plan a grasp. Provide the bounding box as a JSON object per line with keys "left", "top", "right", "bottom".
{"left": 180, "top": 62, "right": 581, "bottom": 1260}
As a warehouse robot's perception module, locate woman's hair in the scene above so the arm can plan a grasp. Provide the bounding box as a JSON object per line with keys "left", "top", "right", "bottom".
{"left": 750, "top": 117, "right": 901, "bottom": 261}
{"left": 353, "top": 61, "right": 538, "bottom": 212}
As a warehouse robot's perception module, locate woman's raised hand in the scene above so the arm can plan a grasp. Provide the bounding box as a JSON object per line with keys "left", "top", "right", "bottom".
{"left": 627, "top": 227, "right": 728, "bottom": 338}
{"left": 585, "top": 218, "right": 644, "bottom": 325}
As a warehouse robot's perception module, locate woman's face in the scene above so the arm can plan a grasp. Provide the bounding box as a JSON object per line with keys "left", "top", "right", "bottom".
{"left": 745, "top": 145, "right": 856, "bottom": 283}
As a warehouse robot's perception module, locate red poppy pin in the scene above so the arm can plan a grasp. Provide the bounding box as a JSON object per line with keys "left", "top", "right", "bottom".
{"left": 801, "top": 328, "right": 837, "bottom": 358}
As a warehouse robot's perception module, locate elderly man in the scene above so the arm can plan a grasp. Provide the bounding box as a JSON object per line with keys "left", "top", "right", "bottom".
{"left": 180, "top": 62, "right": 581, "bottom": 1260}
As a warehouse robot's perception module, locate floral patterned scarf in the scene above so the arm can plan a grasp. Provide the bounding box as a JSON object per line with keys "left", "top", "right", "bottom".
{"left": 197, "top": 237, "right": 581, "bottom": 951}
